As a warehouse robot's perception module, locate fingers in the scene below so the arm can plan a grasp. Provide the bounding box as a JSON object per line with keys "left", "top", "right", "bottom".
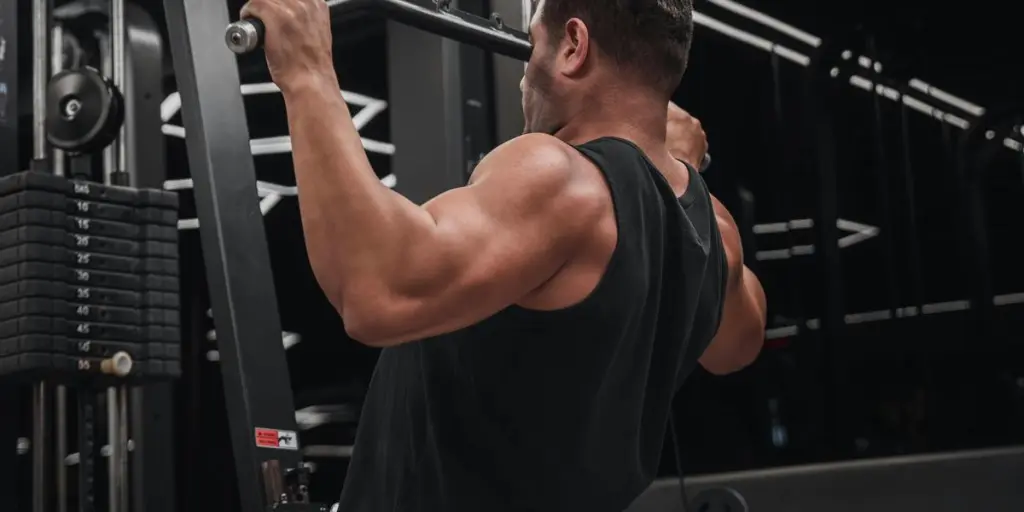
{"left": 239, "top": 0, "right": 264, "bottom": 21}
{"left": 241, "top": 0, "right": 326, "bottom": 30}
{"left": 667, "top": 102, "right": 702, "bottom": 128}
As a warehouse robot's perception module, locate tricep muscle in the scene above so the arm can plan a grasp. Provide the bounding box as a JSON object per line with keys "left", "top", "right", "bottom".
{"left": 698, "top": 195, "right": 767, "bottom": 375}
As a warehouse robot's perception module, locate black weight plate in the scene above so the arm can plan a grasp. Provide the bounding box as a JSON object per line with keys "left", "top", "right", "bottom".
{"left": 64, "top": 197, "right": 178, "bottom": 226}
{"left": 66, "top": 266, "right": 124, "bottom": 288}
{"left": 0, "top": 298, "right": 180, "bottom": 327}
{"left": 0, "top": 352, "right": 181, "bottom": 382}
{"left": 45, "top": 354, "right": 182, "bottom": 379}
{"left": 146, "top": 342, "right": 181, "bottom": 359}
{"left": 0, "top": 333, "right": 62, "bottom": 355}
{"left": 0, "top": 316, "right": 180, "bottom": 344}
{"left": 0, "top": 262, "right": 180, "bottom": 293}
{"left": 71, "top": 340, "right": 180, "bottom": 360}
{"left": 0, "top": 191, "right": 178, "bottom": 226}
{"left": 67, "top": 322, "right": 180, "bottom": 343}
{"left": 0, "top": 243, "right": 139, "bottom": 274}
{"left": 0, "top": 298, "right": 181, "bottom": 327}
{"left": 0, "top": 334, "right": 180, "bottom": 361}
{"left": 0, "top": 279, "right": 179, "bottom": 309}
{"left": 0, "top": 209, "right": 65, "bottom": 231}
{"left": 144, "top": 309, "right": 180, "bottom": 326}
{"left": 0, "top": 243, "right": 179, "bottom": 276}
{"left": 0, "top": 190, "right": 64, "bottom": 211}
{"left": 67, "top": 201, "right": 177, "bottom": 226}
{"left": 136, "top": 190, "right": 179, "bottom": 210}
{"left": 66, "top": 214, "right": 178, "bottom": 241}
{"left": 77, "top": 304, "right": 180, "bottom": 327}
{"left": 70, "top": 234, "right": 178, "bottom": 259}
{"left": 0, "top": 209, "right": 179, "bottom": 241}
{"left": 0, "top": 226, "right": 178, "bottom": 258}
{"left": 0, "top": 297, "right": 140, "bottom": 324}
{"left": 67, "top": 215, "right": 178, "bottom": 242}
{"left": 45, "top": 67, "right": 123, "bottom": 154}
{"left": 690, "top": 487, "right": 749, "bottom": 512}
{"left": 0, "top": 172, "right": 179, "bottom": 209}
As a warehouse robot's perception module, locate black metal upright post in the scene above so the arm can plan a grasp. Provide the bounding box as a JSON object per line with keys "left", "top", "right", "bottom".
{"left": 955, "top": 116, "right": 1005, "bottom": 340}
{"left": 162, "top": 1, "right": 302, "bottom": 511}
{"left": 489, "top": 0, "right": 526, "bottom": 144}
{"left": 387, "top": 13, "right": 469, "bottom": 200}
{"left": 487, "top": 0, "right": 524, "bottom": 146}
{"left": 0, "top": 0, "right": 18, "bottom": 174}
{"left": 801, "top": 55, "right": 845, "bottom": 458}
{"left": 458, "top": 0, "right": 497, "bottom": 179}
{"left": 386, "top": 0, "right": 499, "bottom": 195}
{"left": 865, "top": 37, "right": 899, "bottom": 312}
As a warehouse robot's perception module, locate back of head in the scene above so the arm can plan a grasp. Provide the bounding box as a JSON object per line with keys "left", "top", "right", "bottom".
{"left": 540, "top": 0, "right": 694, "bottom": 97}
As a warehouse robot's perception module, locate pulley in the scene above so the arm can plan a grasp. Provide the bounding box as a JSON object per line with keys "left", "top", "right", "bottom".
{"left": 45, "top": 66, "right": 124, "bottom": 154}
{"left": 690, "top": 487, "right": 749, "bottom": 512}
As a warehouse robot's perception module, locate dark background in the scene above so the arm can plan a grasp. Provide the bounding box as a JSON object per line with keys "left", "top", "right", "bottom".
{"left": 4, "top": 0, "right": 1024, "bottom": 508}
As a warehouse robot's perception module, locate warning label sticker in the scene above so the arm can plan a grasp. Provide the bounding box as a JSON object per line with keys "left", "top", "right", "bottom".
{"left": 254, "top": 427, "right": 299, "bottom": 451}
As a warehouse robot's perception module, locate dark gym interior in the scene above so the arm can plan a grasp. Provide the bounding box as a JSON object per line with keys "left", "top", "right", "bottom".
{"left": 1, "top": 0, "right": 1022, "bottom": 511}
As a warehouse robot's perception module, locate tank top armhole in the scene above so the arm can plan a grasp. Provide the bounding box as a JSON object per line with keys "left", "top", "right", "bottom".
{"left": 504, "top": 143, "right": 625, "bottom": 319}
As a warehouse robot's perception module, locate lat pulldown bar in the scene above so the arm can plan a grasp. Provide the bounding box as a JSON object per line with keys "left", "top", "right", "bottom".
{"left": 225, "top": 0, "right": 533, "bottom": 60}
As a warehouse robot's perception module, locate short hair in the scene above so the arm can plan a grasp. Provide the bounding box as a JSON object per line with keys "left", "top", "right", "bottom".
{"left": 539, "top": 0, "right": 694, "bottom": 96}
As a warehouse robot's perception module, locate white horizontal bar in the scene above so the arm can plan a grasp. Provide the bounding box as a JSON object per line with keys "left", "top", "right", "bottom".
{"left": 703, "top": 0, "right": 822, "bottom": 47}
{"left": 694, "top": 12, "right": 810, "bottom": 66}
{"left": 764, "top": 294, "right": 1024, "bottom": 339}
{"left": 699, "top": 1, "right": 987, "bottom": 121}
{"left": 161, "top": 85, "right": 388, "bottom": 122}
{"left": 908, "top": 78, "right": 985, "bottom": 117}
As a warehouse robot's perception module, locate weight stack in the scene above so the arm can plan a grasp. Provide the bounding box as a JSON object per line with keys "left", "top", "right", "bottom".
{"left": 0, "top": 171, "right": 181, "bottom": 384}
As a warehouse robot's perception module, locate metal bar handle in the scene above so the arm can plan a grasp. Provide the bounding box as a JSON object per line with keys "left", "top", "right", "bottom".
{"left": 225, "top": 0, "right": 532, "bottom": 60}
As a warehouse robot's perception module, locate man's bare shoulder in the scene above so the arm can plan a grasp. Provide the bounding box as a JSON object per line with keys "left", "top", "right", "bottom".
{"left": 465, "top": 133, "right": 610, "bottom": 226}
{"left": 469, "top": 133, "right": 578, "bottom": 183}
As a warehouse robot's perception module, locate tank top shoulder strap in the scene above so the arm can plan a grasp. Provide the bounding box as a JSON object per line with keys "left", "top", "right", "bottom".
{"left": 573, "top": 137, "right": 705, "bottom": 208}
{"left": 572, "top": 137, "right": 651, "bottom": 195}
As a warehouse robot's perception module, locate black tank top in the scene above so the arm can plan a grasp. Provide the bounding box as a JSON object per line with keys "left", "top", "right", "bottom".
{"left": 337, "top": 137, "right": 728, "bottom": 512}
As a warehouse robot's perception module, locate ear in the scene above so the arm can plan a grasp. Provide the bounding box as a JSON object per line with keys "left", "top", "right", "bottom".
{"left": 558, "top": 18, "right": 590, "bottom": 76}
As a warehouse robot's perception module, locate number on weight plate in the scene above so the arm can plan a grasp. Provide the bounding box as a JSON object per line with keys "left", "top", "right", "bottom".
{"left": 74, "top": 183, "right": 90, "bottom": 195}
{"left": 76, "top": 305, "right": 90, "bottom": 316}
{"left": 75, "top": 218, "right": 90, "bottom": 230}
{"left": 75, "top": 200, "right": 90, "bottom": 212}
{"left": 77, "top": 359, "right": 91, "bottom": 371}
{"left": 76, "top": 323, "right": 91, "bottom": 334}
{"left": 75, "top": 270, "right": 90, "bottom": 282}
{"left": 77, "top": 341, "right": 91, "bottom": 352}
{"left": 76, "top": 252, "right": 91, "bottom": 264}
{"left": 76, "top": 288, "right": 91, "bottom": 299}
{"left": 75, "top": 234, "right": 90, "bottom": 247}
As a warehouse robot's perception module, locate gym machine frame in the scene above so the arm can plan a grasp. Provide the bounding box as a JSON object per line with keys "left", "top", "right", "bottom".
{"left": 5, "top": 0, "right": 179, "bottom": 511}
{"left": 162, "top": 0, "right": 529, "bottom": 509}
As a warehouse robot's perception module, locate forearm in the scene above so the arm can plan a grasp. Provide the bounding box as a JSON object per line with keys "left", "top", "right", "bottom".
{"left": 282, "top": 76, "right": 435, "bottom": 304}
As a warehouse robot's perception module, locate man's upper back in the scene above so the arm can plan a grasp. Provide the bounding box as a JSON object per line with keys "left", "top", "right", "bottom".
{"left": 338, "top": 137, "right": 726, "bottom": 512}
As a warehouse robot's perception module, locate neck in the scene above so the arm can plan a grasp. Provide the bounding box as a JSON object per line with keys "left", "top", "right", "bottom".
{"left": 553, "top": 87, "right": 691, "bottom": 197}
{"left": 554, "top": 88, "right": 669, "bottom": 155}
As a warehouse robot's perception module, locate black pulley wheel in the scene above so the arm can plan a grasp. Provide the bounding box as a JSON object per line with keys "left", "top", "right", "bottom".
{"left": 690, "top": 487, "right": 749, "bottom": 512}
{"left": 45, "top": 66, "right": 124, "bottom": 154}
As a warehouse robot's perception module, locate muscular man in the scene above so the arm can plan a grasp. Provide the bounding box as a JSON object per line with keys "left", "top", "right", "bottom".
{"left": 242, "top": 0, "right": 766, "bottom": 510}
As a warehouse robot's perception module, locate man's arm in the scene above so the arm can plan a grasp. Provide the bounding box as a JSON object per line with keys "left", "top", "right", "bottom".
{"left": 666, "top": 102, "right": 766, "bottom": 374}
{"left": 699, "top": 196, "right": 768, "bottom": 374}
{"left": 282, "top": 76, "right": 604, "bottom": 347}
